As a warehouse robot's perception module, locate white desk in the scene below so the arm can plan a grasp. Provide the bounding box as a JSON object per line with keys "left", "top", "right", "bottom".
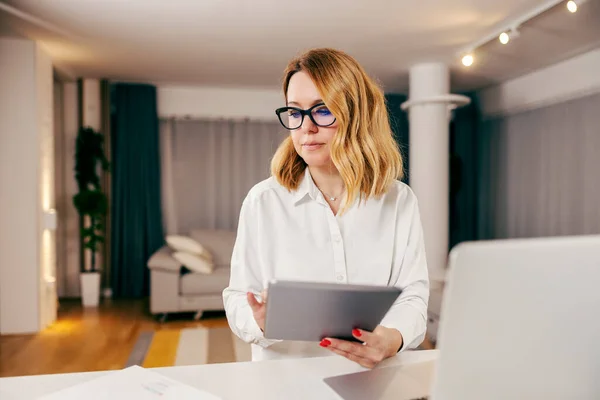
{"left": 0, "top": 350, "right": 438, "bottom": 400}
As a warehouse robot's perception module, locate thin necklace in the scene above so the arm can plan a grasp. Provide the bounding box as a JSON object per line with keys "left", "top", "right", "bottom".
{"left": 320, "top": 189, "right": 343, "bottom": 202}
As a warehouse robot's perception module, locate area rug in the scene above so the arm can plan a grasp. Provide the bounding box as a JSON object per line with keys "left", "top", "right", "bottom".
{"left": 126, "top": 327, "right": 252, "bottom": 368}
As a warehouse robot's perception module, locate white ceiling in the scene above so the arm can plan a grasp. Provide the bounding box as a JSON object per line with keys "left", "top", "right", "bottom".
{"left": 1, "top": 0, "right": 599, "bottom": 92}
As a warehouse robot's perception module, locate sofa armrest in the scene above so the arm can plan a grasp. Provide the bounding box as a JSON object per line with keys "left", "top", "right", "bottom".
{"left": 147, "top": 245, "right": 181, "bottom": 273}
{"left": 150, "top": 269, "right": 180, "bottom": 314}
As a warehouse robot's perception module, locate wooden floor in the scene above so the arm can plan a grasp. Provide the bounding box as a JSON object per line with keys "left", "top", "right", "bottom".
{"left": 0, "top": 298, "right": 228, "bottom": 378}
{"left": 0, "top": 298, "right": 435, "bottom": 378}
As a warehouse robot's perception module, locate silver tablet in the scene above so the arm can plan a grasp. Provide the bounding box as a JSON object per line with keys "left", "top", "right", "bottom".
{"left": 263, "top": 280, "right": 401, "bottom": 342}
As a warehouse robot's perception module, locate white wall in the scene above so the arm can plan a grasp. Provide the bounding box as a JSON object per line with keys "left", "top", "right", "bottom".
{"left": 479, "top": 48, "right": 600, "bottom": 117}
{"left": 54, "top": 80, "right": 104, "bottom": 298}
{"left": 80, "top": 79, "right": 102, "bottom": 277}
{"left": 82, "top": 79, "right": 101, "bottom": 130}
{"left": 0, "top": 38, "right": 56, "bottom": 334}
{"left": 157, "top": 85, "right": 283, "bottom": 120}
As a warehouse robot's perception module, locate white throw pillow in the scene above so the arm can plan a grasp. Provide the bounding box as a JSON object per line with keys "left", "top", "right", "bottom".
{"left": 172, "top": 251, "right": 214, "bottom": 274}
{"left": 166, "top": 235, "right": 213, "bottom": 261}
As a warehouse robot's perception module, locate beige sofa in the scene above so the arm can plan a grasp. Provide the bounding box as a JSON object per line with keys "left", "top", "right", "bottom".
{"left": 147, "top": 229, "right": 236, "bottom": 321}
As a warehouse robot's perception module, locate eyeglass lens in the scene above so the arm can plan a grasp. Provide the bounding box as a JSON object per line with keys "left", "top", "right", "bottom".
{"left": 278, "top": 105, "right": 335, "bottom": 129}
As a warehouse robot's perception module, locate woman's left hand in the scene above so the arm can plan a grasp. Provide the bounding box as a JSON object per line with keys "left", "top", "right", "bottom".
{"left": 320, "top": 325, "right": 403, "bottom": 369}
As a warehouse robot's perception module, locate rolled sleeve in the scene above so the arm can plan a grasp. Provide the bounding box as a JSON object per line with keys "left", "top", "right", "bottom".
{"left": 380, "top": 192, "right": 430, "bottom": 351}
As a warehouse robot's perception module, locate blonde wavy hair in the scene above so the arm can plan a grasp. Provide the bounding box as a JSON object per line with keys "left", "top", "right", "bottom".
{"left": 270, "top": 48, "right": 404, "bottom": 214}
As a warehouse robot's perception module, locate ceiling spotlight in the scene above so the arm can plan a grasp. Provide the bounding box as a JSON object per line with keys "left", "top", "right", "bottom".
{"left": 567, "top": 0, "right": 587, "bottom": 13}
{"left": 462, "top": 54, "right": 474, "bottom": 67}
{"left": 499, "top": 27, "right": 520, "bottom": 45}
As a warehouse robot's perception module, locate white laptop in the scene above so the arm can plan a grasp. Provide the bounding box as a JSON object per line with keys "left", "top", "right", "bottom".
{"left": 324, "top": 234, "right": 600, "bottom": 400}
{"left": 431, "top": 234, "right": 600, "bottom": 400}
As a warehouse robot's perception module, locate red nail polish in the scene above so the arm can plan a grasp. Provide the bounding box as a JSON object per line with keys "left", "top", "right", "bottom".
{"left": 352, "top": 329, "right": 361, "bottom": 337}
{"left": 320, "top": 339, "right": 331, "bottom": 347}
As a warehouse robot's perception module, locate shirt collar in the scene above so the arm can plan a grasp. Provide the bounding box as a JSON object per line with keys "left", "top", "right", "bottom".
{"left": 293, "top": 168, "right": 320, "bottom": 204}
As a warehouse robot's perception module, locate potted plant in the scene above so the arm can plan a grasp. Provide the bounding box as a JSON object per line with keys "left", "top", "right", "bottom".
{"left": 73, "top": 126, "right": 110, "bottom": 307}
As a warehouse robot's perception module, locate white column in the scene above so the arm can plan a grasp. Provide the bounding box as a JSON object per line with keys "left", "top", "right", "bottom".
{"left": 402, "top": 63, "right": 470, "bottom": 342}
{"left": 403, "top": 63, "right": 470, "bottom": 287}
{"left": 0, "top": 38, "right": 56, "bottom": 334}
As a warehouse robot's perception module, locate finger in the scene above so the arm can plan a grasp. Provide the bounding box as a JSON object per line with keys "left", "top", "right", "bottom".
{"left": 246, "top": 292, "right": 262, "bottom": 312}
{"left": 327, "top": 346, "right": 375, "bottom": 369}
{"left": 327, "top": 338, "right": 386, "bottom": 366}
{"left": 327, "top": 337, "right": 386, "bottom": 365}
{"left": 325, "top": 338, "right": 371, "bottom": 359}
{"left": 352, "top": 328, "right": 381, "bottom": 347}
{"left": 261, "top": 289, "right": 268, "bottom": 303}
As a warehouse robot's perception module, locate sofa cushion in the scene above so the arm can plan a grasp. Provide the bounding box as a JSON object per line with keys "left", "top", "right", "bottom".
{"left": 166, "top": 235, "right": 213, "bottom": 261}
{"left": 172, "top": 251, "right": 214, "bottom": 274}
{"left": 147, "top": 246, "right": 181, "bottom": 272}
{"left": 180, "top": 266, "right": 230, "bottom": 295}
{"left": 189, "top": 229, "right": 236, "bottom": 267}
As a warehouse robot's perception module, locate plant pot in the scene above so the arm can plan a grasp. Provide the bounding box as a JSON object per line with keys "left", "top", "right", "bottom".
{"left": 80, "top": 272, "right": 101, "bottom": 307}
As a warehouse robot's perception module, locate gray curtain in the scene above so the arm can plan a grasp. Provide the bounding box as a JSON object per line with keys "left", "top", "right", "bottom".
{"left": 478, "top": 91, "right": 600, "bottom": 239}
{"left": 160, "top": 118, "right": 285, "bottom": 235}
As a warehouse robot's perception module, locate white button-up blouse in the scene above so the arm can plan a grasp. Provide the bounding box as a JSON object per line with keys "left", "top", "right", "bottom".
{"left": 223, "top": 168, "right": 429, "bottom": 361}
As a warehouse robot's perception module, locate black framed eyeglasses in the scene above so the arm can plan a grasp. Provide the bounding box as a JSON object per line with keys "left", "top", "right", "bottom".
{"left": 275, "top": 103, "right": 336, "bottom": 130}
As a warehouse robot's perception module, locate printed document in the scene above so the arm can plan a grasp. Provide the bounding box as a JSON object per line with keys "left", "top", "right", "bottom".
{"left": 38, "top": 365, "right": 222, "bottom": 400}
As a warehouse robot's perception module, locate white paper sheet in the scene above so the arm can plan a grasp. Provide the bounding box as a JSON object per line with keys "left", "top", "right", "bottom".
{"left": 37, "top": 365, "right": 222, "bottom": 400}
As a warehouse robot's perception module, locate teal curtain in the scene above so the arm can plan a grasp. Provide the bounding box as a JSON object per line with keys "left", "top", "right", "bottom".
{"left": 110, "top": 83, "right": 165, "bottom": 298}
{"left": 385, "top": 94, "right": 410, "bottom": 184}
{"left": 476, "top": 115, "right": 503, "bottom": 240}
{"left": 449, "top": 92, "right": 481, "bottom": 249}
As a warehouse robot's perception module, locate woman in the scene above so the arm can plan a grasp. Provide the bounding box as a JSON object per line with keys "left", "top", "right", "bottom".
{"left": 223, "top": 48, "right": 429, "bottom": 369}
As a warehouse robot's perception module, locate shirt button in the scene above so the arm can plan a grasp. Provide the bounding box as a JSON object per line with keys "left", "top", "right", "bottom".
{"left": 337, "top": 275, "right": 344, "bottom": 282}
{"left": 334, "top": 236, "right": 341, "bottom": 243}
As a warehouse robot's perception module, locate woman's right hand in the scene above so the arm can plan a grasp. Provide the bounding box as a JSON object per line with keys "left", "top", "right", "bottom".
{"left": 247, "top": 290, "right": 267, "bottom": 332}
